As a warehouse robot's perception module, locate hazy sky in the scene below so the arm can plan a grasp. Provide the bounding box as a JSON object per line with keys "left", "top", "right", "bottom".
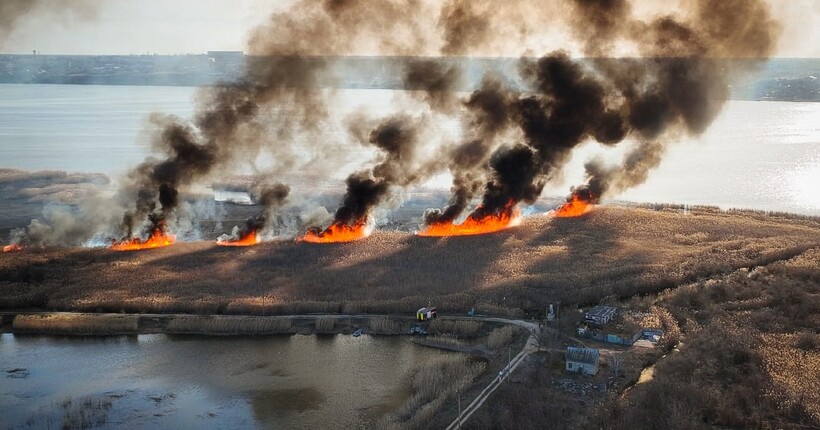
{"left": 1, "top": 0, "right": 818, "bottom": 57}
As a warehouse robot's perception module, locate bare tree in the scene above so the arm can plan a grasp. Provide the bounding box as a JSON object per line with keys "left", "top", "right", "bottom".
{"left": 610, "top": 354, "right": 623, "bottom": 378}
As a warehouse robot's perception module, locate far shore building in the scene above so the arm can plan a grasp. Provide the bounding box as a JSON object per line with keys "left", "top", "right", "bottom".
{"left": 565, "top": 347, "right": 600, "bottom": 375}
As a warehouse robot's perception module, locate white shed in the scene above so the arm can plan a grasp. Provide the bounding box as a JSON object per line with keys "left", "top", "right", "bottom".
{"left": 565, "top": 347, "right": 600, "bottom": 375}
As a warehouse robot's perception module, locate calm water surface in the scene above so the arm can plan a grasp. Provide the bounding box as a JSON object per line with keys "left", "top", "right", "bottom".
{"left": 0, "top": 333, "right": 448, "bottom": 429}
{"left": 0, "top": 83, "right": 817, "bottom": 215}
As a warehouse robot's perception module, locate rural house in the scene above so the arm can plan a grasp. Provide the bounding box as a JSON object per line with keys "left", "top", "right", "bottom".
{"left": 565, "top": 347, "right": 600, "bottom": 375}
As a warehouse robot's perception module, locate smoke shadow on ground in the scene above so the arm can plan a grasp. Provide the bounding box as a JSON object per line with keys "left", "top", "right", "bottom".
{"left": 44, "top": 227, "right": 524, "bottom": 312}
{"left": 485, "top": 210, "right": 657, "bottom": 307}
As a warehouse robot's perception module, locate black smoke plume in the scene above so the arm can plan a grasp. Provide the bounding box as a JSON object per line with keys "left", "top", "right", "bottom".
{"left": 424, "top": 76, "right": 514, "bottom": 224}
{"left": 119, "top": 0, "right": 396, "bottom": 240}
{"left": 316, "top": 114, "right": 423, "bottom": 232}
{"left": 404, "top": 58, "right": 464, "bottom": 112}
{"left": 446, "top": 0, "right": 781, "bottom": 219}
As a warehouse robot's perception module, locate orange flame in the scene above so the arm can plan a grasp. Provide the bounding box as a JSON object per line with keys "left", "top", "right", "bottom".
{"left": 553, "top": 195, "right": 592, "bottom": 217}
{"left": 298, "top": 221, "right": 370, "bottom": 243}
{"left": 419, "top": 205, "right": 521, "bottom": 237}
{"left": 3, "top": 243, "right": 23, "bottom": 253}
{"left": 111, "top": 228, "right": 175, "bottom": 251}
{"left": 217, "top": 230, "right": 260, "bottom": 247}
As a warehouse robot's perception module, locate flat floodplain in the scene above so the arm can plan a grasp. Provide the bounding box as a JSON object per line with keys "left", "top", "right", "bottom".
{"left": 2, "top": 206, "right": 818, "bottom": 314}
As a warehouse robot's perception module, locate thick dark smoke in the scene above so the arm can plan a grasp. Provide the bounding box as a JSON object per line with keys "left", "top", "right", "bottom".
{"left": 247, "top": 180, "right": 290, "bottom": 235}
{"left": 7, "top": 0, "right": 783, "bottom": 247}
{"left": 438, "top": 1, "right": 490, "bottom": 56}
{"left": 132, "top": 0, "right": 779, "bottom": 239}
{"left": 438, "top": 0, "right": 781, "bottom": 218}
{"left": 119, "top": 0, "right": 393, "bottom": 240}
{"left": 216, "top": 179, "right": 289, "bottom": 242}
{"left": 323, "top": 115, "right": 424, "bottom": 228}
{"left": 565, "top": 0, "right": 780, "bottom": 205}
{"left": 120, "top": 0, "right": 445, "bottom": 241}
{"left": 314, "top": 57, "right": 464, "bottom": 231}
{"left": 425, "top": 76, "right": 513, "bottom": 224}
{"left": 252, "top": 181, "right": 290, "bottom": 209}
{"left": 404, "top": 58, "right": 464, "bottom": 112}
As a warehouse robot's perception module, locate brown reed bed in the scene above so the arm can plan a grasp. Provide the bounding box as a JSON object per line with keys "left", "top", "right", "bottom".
{"left": 166, "top": 315, "right": 293, "bottom": 335}
{"left": 12, "top": 313, "right": 138, "bottom": 335}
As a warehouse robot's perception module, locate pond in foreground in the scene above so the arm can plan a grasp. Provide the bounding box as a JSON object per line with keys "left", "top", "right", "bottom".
{"left": 0, "top": 333, "right": 455, "bottom": 429}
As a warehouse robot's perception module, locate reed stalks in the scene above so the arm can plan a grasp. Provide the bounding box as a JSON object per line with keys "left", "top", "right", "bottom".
{"left": 13, "top": 313, "right": 138, "bottom": 335}
{"left": 166, "top": 315, "right": 293, "bottom": 335}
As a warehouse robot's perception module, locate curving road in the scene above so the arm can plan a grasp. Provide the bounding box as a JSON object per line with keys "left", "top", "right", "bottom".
{"left": 444, "top": 317, "right": 541, "bottom": 430}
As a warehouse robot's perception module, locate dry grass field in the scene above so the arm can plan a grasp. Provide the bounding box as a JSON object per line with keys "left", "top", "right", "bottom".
{"left": 2, "top": 205, "right": 818, "bottom": 429}
{"left": 1, "top": 206, "right": 818, "bottom": 317}
{"left": 468, "top": 231, "right": 819, "bottom": 430}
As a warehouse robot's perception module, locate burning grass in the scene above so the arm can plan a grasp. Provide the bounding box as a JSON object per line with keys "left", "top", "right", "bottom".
{"left": 110, "top": 228, "right": 175, "bottom": 251}
{"left": 3, "top": 243, "right": 22, "bottom": 253}
{"left": 418, "top": 207, "right": 521, "bottom": 237}
{"left": 298, "top": 221, "right": 371, "bottom": 243}
{"left": 552, "top": 194, "right": 593, "bottom": 217}
{"left": 1, "top": 207, "right": 818, "bottom": 319}
{"left": 216, "top": 230, "right": 260, "bottom": 247}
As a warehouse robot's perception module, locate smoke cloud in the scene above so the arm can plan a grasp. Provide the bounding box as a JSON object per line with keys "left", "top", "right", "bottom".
{"left": 432, "top": 0, "right": 781, "bottom": 219}
{"left": 6, "top": 0, "right": 782, "bottom": 246}
{"left": 318, "top": 114, "right": 430, "bottom": 231}
{"left": 0, "top": 0, "right": 98, "bottom": 44}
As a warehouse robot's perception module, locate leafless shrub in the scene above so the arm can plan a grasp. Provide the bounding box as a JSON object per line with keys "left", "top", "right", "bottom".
{"left": 794, "top": 332, "right": 818, "bottom": 351}
{"left": 487, "top": 325, "right": 520, "bottom": 350}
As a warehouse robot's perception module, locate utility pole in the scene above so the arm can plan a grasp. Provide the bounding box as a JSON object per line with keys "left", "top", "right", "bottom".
{"left": 508, "top": 344, "right": 512, "bottom": 376}
{"left": 457, "top": 388, "right": 461, "bottom": 429}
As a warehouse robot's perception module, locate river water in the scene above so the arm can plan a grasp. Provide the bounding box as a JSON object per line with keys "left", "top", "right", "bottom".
{"left": 0, "top": 333, "right": 450, "bottom": 429}
{"left": 0, "top": 83, "right": 817, "bottom": 215}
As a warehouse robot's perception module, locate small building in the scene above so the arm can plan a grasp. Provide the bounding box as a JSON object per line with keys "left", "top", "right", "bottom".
{"left": 546, "top": 303, "right": 556, "bottom": 322}
{"left": 565, "top": 347, "right": 600, "bottom": 375}
{"left": 416, "top": 307, "right": 437, "bottom": 321}
{"left": 585, "top": 305, "right": 617, "bottom": 326}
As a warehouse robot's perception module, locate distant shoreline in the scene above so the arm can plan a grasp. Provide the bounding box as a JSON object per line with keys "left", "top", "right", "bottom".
{"left": 1, "top": 54, "right": 817, "bottom": 101}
